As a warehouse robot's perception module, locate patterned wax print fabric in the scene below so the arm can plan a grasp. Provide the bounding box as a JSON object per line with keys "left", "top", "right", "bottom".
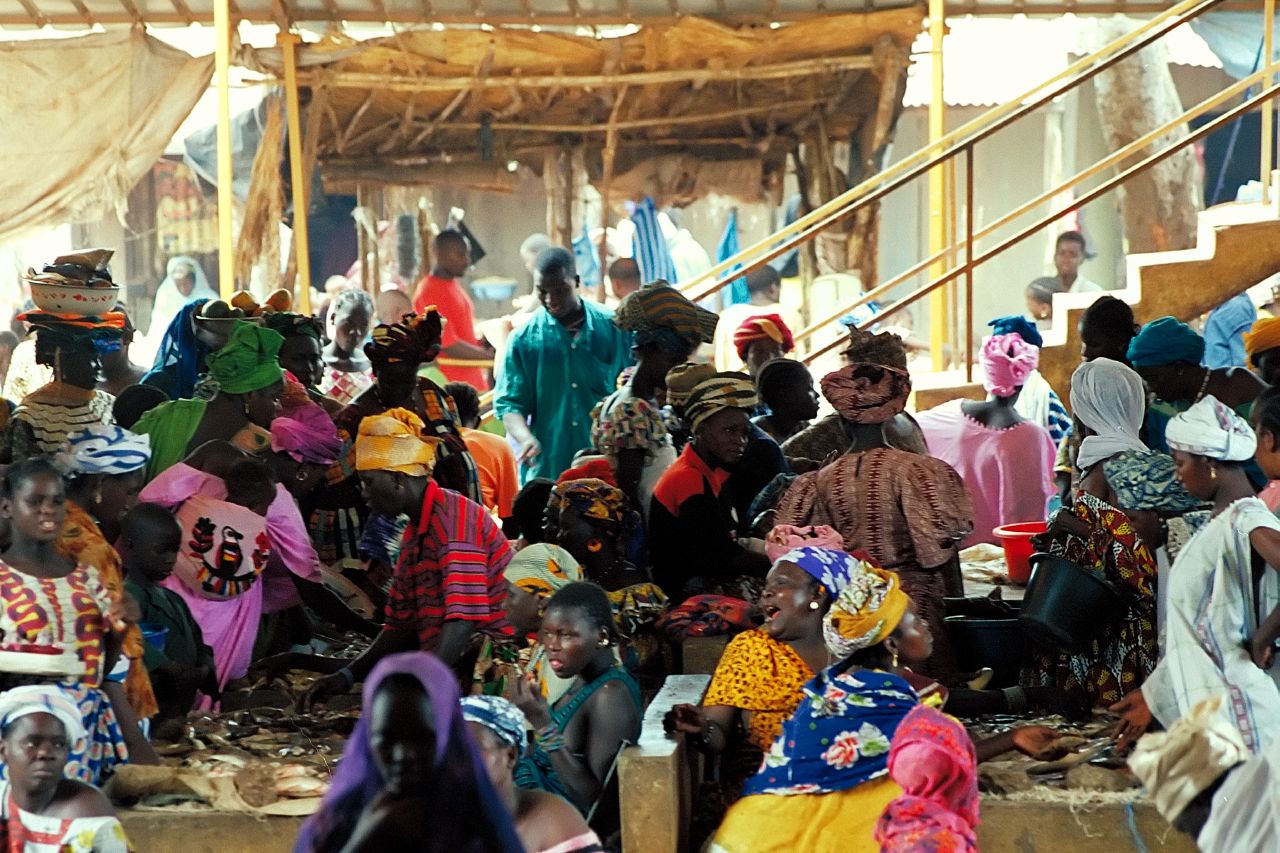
{"left": 1102, "top": 449, "right": 1202, "bottom": 514}
{"left": 0, "top": 781, "right": 131, "bottom": 852}
{"left": 1143, "top": 497, "right": 1280, "bottom": 755}
{"left": 591, "top": 390, "right": 677, "bottom": 523}
{"left": 775, "top": 448, "right": 973, "bottom": 681}
{"left": 607, "top": 582, "right": 670, "bottom": 675}
{"left": 319, "top": 365, "right": 373, "bottom": 407}
{"left": 741, "top": 667, "right": 917, "bottom": 796}
{"left": 2, "top": 386, "right": 114, "bottom": 461}
{"left": 0, "top": 562, "right": 129, "bottom": 785}
{"left": 702, "top": 629, "right": 816, "bottom": 751}
{"left": 657, "top": 595, "right": 754, "bottom": 643}
{"left": 1021, "top": 491, "right": 1157, "bottom": 707}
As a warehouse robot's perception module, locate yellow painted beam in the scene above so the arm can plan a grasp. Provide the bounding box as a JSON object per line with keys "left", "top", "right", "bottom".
{"left": 1265, "top": 0, "right": 1275, "bottom": 206}
{"left": 928, "top": 0, "right": 948, "bottom": 371}
{"left": 215, "top": 0, "right": 234, "bottom": 298}
{"left": 280, "top": 32, "right": 312, "bottom": 315}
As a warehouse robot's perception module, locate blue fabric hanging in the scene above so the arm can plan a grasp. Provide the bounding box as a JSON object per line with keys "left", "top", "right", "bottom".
{"left": 629, "top": 197, "right": 679, "bottom": 284}
{"left": 571, "top": 225, "right": 601, "bottom": 288}
{"left": 718, "top": 209, "right": 749, "bottom": 305}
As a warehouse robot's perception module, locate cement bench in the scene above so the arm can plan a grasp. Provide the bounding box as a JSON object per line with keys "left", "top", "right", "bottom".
{"left": 618, "top": 673, "right": 710, "bottom": 853}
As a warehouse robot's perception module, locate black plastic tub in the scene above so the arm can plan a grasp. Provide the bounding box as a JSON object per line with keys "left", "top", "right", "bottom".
{"left": 945, "top": 607, "right": 1025, "bottom": 689}
{"left": 1018, "top": 553, "right": 1126, "bottom": 653}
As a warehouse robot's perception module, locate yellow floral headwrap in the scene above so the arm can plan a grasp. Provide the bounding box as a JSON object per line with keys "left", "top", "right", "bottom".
{"left": 822, "top": 563, "right": 909, "bottom": 659}
{"left": 355, "top": 408, "right": 441, "bottom": 477}
{"left": 504, "top": 543, "right": 584, "bottom": 597}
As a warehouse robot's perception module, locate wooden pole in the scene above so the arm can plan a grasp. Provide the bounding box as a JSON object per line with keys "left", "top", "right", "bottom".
{"left": 927, "top": 0, "right": 947, "bottom": 371}
{"left": 1263, "top": 0, "right": 1275, "bottom": 205}
{"left": 214, "top": 0, "right": 234, "bottom": 297}
{"left": 599, "top": 86, "right": 627, "bottom": 304}
{"left": 357, "top": 184, "right": 371, "bottom": 294}
{"left": 280, "top": 32, "right": 313, "bottom": 315}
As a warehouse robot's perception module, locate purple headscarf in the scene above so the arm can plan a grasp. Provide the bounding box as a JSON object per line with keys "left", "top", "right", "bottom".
{"left": 271, "top": 401, "right": 343, "bottom": 465}
{"left": 294, "top": 652, "right": 522, "bottom": 853}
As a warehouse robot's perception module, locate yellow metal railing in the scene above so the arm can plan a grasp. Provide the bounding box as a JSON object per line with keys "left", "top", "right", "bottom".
{"left": 680, "top": 0, "right": 1277, "bottom": 380}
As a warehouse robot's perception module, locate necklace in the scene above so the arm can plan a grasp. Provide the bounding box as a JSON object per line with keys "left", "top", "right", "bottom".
{"left": 1193, "top": 368, "right": 1212, "bottom": 404}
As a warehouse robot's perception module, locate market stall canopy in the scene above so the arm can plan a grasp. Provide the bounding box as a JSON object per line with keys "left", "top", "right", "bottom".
{"left": 240, "top": 9, "right": 921, "bottom": 203}
{"left": 0, "top": 29, "right": 214, "bottom": 244}
{"left": 0, "top": 0, "right": 1250, "bottom": 27}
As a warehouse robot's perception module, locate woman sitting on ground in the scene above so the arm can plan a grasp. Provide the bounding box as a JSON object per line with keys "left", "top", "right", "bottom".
{"left": 295, "top": 652, "right": 523, "bottom": 853}
{"left": 914, "top": 332, "right": 1056, "bottom": 547}
{"left": 546, "top": 479, "right": 668, "bottom": 679}
{"left": 463, "top": 694, "right": 604, "bottom": 853}
{"left": 510, "top": 582, "right": 642, "bottom": 817}
{"left": 133, "top": 322, "right": 285, "bottom": 480}
{"left": 597, "top": 283, "right": 717, "bottom": 518}
{"left": 0, "top": 686, "right": 131, "bottom": 852}
{"left": 752, "top": 359, "right": 820, "bottom": 445}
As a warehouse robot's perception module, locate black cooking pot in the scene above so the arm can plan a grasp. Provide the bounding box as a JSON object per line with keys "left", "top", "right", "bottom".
{"left": 945, "top": 605, "right": 1025, "bottom": 689}
{"left": 1018, "top": 553, "right": 1127, "bottom": 653}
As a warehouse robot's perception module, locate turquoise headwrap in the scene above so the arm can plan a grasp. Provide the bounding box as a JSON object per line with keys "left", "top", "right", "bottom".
{"left": 1127, "top": 317, "right": 1205, "bottom": 368}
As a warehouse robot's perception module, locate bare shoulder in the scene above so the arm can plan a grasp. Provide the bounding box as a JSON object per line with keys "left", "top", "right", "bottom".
{"left": 525, "top": 788, "right": 592, "bottom": 836}
{"left": 50, "top": 779, "right": 117, "bottom": 819}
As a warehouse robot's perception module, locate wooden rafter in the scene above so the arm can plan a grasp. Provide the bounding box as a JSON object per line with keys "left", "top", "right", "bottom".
{"left": 67, "top": 0, "right": 96, "bottom": 25}
{"left": 116, "top": 0, "right": 144, "bottom": 22}
{"left": 168, "top": 0, "right": 197, "bottom": 24}
{"left": 14, "top": 0, "right": 47, "bottom": 26}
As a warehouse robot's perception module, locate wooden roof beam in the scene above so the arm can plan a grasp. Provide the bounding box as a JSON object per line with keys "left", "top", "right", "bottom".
{"left": 169, "top": 0, "right": 197, "bottom": 24}
{"left": 295, "top": 54, "right": 875, "bottom": 92}
{"left": 14, "top": 0, "right": 49, "bottom": 26}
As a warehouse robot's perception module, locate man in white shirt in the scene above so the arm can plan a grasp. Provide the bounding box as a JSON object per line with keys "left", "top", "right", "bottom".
{"left": 712, "top": 267, "right": 803, "bottom": 370}
{"left": 1054, "top": 230, "right": 1103, "bottom": 293}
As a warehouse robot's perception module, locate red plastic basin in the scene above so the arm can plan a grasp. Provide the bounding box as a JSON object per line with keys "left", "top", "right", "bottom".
{"left": 992, "top": 520, "right": 1047, "bottom": 585}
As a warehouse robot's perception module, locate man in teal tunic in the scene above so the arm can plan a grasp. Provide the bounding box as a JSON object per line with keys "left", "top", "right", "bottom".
{"left": 496, "top": 247, "right": 634, "bottom": 483}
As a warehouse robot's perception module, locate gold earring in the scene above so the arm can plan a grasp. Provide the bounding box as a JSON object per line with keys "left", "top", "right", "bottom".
{"left": 1210, "top": 466, "right": 1218, "bottom": 481}
{"left": 891, "top": 650, "right": 899, "bottom": 669}
{"left": 808, "top": 601, "right": 820, "bottom": 611}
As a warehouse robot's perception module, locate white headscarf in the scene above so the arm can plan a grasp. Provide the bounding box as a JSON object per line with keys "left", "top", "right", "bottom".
{"left": 0, "top": 685, "right": 88, "bottom": 750}
{"left": 149, "top": 255, "right": 216, "bottom": 337}
{"left": 55, "top": 425, "right": 151, "bottom": 476}
{"left": 1166, "top": 395, "right": 1257, "bottom": 462}
{"left": 1072, "top": 358, "right": 1149, "bottom": 470}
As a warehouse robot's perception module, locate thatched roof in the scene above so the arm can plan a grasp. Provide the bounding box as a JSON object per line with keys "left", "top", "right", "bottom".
{"left": 243, "top": 9, "right": 921, "bottom": 197}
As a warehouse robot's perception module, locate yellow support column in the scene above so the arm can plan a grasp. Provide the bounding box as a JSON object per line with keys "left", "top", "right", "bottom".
{"left": 928, "top": 0, "right": 948, "bottom": 371}
{"left": 1265, "top": 0, "right": 1276, "bottom": 206}
{"left": 280, "top": 32, "right": 313, "bottom": 315}
{"left": 215, "top": 0, "right": 235, "bottom": 298}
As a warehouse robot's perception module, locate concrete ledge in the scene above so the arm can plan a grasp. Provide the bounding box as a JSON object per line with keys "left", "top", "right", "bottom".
{"left": 681, "top": 636, "right": 729, "bottom": 675}
{"left": 120, "top": 809, "right": 304, "bottom": 852}
{"left": 977, "top": 799, "right": 1197, "bottom": 852}
{"left": 619, "top": 674, "right": 710, "bottom": 853}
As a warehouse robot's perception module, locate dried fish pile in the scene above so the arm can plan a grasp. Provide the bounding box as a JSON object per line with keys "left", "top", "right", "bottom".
{"left": 969, "top": 711, "right": 1139, "bottom": 796}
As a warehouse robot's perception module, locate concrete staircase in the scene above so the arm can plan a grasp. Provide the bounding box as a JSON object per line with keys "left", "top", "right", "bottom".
{"left": 913, "top": 199, "right": 1280, "bottom": 412}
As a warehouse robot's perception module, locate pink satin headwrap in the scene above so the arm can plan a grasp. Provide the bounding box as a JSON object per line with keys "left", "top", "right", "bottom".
{"left": 765, "top": 524, "right": 844, "bottom": 561}
{"left": 271, "top": 401, "right": 343, "bottom": 464}
{"left": 819, "top": 363, "right": 912, "bottom": 425}
{"left": 980, "top": 332, "right": 1039, "bottom": 397}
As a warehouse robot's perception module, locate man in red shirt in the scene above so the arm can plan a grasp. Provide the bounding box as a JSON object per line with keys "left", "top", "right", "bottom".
{"left": 413, "top": 230, "right": 493, "bottom": 389}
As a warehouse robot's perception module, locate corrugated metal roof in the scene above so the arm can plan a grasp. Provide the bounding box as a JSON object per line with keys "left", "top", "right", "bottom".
{"left": 902, "top": 16, "right": 1222, "bottom": 108}
{"left": 0, "top": 0, "right": 1259, "bottom": 28}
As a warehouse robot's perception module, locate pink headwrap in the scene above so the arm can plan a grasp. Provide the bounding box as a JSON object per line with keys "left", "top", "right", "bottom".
{"left": 820, "top": 363, "right": 911, "bottom": 424}
{"left": 271, "top": 401, "right": 343, "bottom": 464}
{"left": 875, "top": 704, "right": 979, "bottom": 852}
{"left": 981, "top": 332, "right": 1039, "bottom": 397}
{"left": 765, "top": 524, "right": 844, "bottom": 562}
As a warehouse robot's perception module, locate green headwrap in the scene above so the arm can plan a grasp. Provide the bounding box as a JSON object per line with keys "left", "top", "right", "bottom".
{"left": 208, "top": 321, "right": 285, "bottom": 394}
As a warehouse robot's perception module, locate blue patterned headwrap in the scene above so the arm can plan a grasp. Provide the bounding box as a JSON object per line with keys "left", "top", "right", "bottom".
{"left": 460, "top": 694, "right": 528, "bottom": 752}
{"left": 775, "top": 546, "right": 869, "bottom": 601}
{"left": 987, "top": 315, "right": 1043, "bottom": 348}
{"left": 56, "top": 425, "right": 151, "bottom": 476}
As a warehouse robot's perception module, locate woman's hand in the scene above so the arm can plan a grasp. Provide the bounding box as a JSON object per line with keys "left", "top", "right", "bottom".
{"left": 508, "top": 672, "right": 551, "bottom": 729}
{"left": 663, "top": 703, "right": 706, "bottom": 738}
{"left": 1010, "top": 726, "right": 1072, "bottom": 761}
{"left": 104, "top": 597, "right": 128, "bottom": 634}
{"left": 1109, "top": 689, "right": 1153, "bottom": 754}
{"left": 1250, "top": 633, "right": 1277, "bottom": 670}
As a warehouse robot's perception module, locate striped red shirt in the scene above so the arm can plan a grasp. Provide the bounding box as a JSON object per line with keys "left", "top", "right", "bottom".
{"left": 385, "top": 480, "right": 513, "bottom": 648}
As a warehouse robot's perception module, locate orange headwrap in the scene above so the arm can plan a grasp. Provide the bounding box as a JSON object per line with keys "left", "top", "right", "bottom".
{"left": 1244, "top": 316, "right": 1280, "bottom": 366}
{"left": 733, "top": 314, "right": 795, "bottom": 361}
{"left": 355, "top": 408, "right": 441, "bottom": 477}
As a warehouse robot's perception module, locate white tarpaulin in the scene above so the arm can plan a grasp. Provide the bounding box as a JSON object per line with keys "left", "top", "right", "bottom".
{"left": 0, "top": 29, "right": 213, "bottom": 243}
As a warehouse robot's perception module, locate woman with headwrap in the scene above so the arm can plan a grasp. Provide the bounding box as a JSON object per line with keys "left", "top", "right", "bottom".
{"left": 775, "top": 347, "right": 972, "bottom": 682}
{"left": 146, "top": 256, "right": 217, "bottom": 345}
{"left": 301, "top": 410, "right": 513, "bottom": 708}
{"left": 264, "top": 312, "right": 341, "bottom": 416}
{"left": 1128, "top": 317, "right": 1265, "bottom": 457}
{"left": 547, "top": 478, "right": 668, "bottom": 679}
{"left": 140, "top": 299, "right": 231, "bottom": 401}
{"left": 0, "top": 312, "right": 123, "bottom": 463}
{"left": 593, "top": 284, "right": 717, "bottom": 519}
{"left": 649, "top": 373, "right": 773, "bottom": 601}
{"left": 502, "top": 544, "right": 584, "bottom": 704}
{"left": 1020, "top": 358, "right": 1170, "bottom": 711}
{"left": 0, "top": 685, "right": 132, "bottom": 852}
{"left": 133, "top": 322, "right": 285, "bottom": 481}
{"left": 780, "top": 327, "right": 929, "bottom": 473}
{"left": 462, "top": 694, "right": 604, "bottom": 853}
{"left": 319, "top": 289, "right": 376, "bottom": 407}
{"left": 914, "top": 333, "right": 1056, "bottom": 548}
{"left": 987, "top": 316, "right": 1072, "bottom": 445}
{"left": 55, "top": 426, "right": 160, "bottom": 738}
{"left": 732, "top": 314, "right": 794, "bottom": 378}
{"left": 295, "top": 652, "right": 523, "bottom": 853}
{"left": 1113, "top": 397, "right": 1280, "bottom": 755}
{"left": 662, "top": 361, "right": 716, "bottom": 452}
{"left": 1244, "top": 315, "right": 1280, "bottom": 386}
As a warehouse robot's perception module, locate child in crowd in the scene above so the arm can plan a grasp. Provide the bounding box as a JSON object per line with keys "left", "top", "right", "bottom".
{"left": 120, "top": 502, "right": 218, "bottom": 723}
{"left": 319, "top": 289, "right": 375, "bottom": 406}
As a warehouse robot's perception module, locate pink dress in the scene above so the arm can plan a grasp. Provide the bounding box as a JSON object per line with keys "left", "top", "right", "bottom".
{"left": 140, "top": 464, "right": 324, "bottom": 689}
{"left": 914, "top": 400, "right": 1056, "bottom": 548}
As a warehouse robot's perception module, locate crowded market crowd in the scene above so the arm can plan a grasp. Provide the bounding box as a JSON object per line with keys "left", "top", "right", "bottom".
{"left": 2, "top": 233, "right": 1280, "bottom": 853}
